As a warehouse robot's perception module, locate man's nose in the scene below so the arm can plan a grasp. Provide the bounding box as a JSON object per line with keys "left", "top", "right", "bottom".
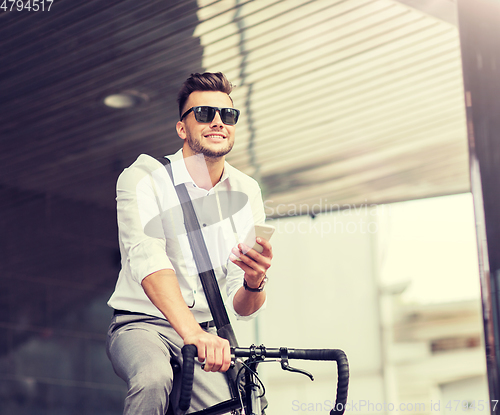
{"left": 210, "top": 110, "right": 224, "bottom": 128}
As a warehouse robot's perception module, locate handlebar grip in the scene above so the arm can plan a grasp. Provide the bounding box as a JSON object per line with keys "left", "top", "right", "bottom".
{"left": 288, "top": 349, "right": 349, "bottom": 415}
{"left": 179, "top": 344, "right": 197, "bottom": 411}
{"left": 331, "top": 351, "right": 349, "bottom": 414}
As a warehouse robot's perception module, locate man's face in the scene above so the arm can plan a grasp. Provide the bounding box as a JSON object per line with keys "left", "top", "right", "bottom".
{"left": 176, "top": 90, "right": 236, "bottom": 159}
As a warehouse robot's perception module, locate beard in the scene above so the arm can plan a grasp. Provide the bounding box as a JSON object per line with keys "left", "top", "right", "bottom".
{"left": 185, "top": 132, "right": 234, "bottom": 159}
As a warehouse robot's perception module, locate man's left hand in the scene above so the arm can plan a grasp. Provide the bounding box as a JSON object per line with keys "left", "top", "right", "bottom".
{"left": 230, "top": 238, "right": 272, "bottom": 288}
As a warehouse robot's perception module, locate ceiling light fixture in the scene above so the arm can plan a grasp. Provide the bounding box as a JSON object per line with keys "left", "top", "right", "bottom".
{"left": 103, "top": 90, "right": 149, "bottom": 108}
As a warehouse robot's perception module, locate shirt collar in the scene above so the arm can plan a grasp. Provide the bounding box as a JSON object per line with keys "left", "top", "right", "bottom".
{"left": 164, "top": 148, "right": 231, "bottom": 187}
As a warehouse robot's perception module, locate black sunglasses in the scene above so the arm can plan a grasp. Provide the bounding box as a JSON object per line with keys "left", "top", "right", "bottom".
{"left": 180, "top": 106, "right": 240, "bottom": 125}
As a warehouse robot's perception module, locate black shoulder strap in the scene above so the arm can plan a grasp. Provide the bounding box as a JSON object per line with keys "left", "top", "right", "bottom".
{"left": 159, "top": 156, "right": 264, "bottom": 407}
{"left": 158, "top": 157, "right": 239, "bottom": 346}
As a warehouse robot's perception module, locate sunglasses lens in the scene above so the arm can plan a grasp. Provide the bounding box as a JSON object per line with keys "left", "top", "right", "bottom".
{"left": 221, "top": 108, "right": 239, "bottom": 125}
{"left": 194, "top": 106, "right": 216, "bottom": 123}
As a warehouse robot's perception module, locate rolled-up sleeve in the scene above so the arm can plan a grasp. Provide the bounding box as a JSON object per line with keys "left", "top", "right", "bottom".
{"left": 116, "top": 163, "right": 174, "bottom": 284}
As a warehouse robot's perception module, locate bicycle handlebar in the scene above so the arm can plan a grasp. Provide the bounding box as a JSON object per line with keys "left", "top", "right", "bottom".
{"left": 180, "top": 344, "right": 349, "bottom": 414}
{"left": 180, "top": 344, "right": 198, "bottom": 411}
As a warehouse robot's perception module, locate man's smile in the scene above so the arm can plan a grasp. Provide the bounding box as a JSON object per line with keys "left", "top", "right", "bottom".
{"left": 204, "top": 133, "right": 226, "bottom": 141}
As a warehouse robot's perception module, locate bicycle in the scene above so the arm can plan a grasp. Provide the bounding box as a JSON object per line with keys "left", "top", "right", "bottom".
{"left": 177, "top": 344, "right": 349, "bottom": 415}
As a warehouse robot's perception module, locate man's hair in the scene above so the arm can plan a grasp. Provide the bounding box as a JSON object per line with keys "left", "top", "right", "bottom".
{"left": 177, "top": 72, "right": 234, "bottom": 118}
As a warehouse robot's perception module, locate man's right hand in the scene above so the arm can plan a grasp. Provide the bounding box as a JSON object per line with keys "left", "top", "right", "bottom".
{"left": 183, "top": 330, "right": 231, "bottom": 372}
{"left": 141, "top": 269, "right": 231, "bottom": 372}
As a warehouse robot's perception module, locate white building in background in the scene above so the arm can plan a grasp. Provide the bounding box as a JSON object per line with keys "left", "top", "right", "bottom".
{"left": 388, "top": 298, "right": 488, "bottom": 414}
{"left": 231, "top": 196, "right": 488, "bottom": 414}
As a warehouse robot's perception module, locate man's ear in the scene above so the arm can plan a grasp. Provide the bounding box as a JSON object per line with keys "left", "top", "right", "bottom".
{"left": 176, "top": 121, "right": 187, "bottom": 140}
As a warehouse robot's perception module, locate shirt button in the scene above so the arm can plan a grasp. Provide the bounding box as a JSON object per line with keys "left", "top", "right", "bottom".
{"left": 203, "top": 223, "right": 207, "bottom": 227}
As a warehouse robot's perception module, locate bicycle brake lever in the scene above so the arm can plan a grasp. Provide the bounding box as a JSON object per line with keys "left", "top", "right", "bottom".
{"left": 281, "top": 360, "right": 315, "bottom": 381}
{"left": 280, "top": 347, "right": 314, "bottom": 381}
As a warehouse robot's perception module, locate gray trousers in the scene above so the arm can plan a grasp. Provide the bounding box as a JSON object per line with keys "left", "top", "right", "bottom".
{"left": 106, "top": 313, "right": 233, "bottom": 415}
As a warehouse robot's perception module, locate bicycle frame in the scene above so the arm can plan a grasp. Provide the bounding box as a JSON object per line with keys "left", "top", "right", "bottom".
{"left": 179, "top": 344, "right": 349, "bottom": 415}
{"left": 244, "top": 363, "right": 262, "bottom": 415}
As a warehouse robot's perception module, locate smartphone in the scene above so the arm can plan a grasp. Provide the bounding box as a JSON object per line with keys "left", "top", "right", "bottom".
{"left": 240, "top": 223, "right": 276, "bottom": 254}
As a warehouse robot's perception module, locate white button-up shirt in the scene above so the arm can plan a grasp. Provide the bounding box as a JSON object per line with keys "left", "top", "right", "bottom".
{"left": 107, "top": 149, "right": 267, "bottom": 322}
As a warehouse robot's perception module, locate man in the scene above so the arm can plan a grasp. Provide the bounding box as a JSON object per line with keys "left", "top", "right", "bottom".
{"left": 106, "top": 72, "right": 272, "bottom": 415}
